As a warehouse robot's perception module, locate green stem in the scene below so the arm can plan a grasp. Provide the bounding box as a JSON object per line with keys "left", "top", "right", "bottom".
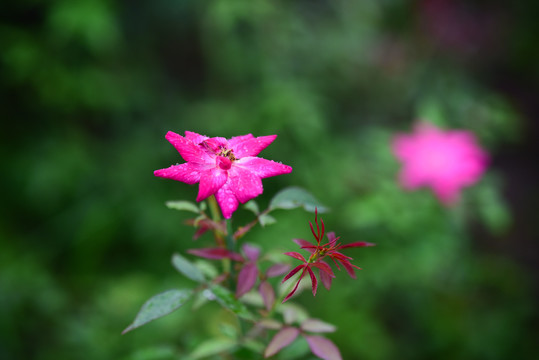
{"left": 225, "top": 218, "right": 236, "bottom": 252}
{"left": 207, "top": 195, "right": 222, "bottom": 222}
{"left": 207, "top": 195, "right": 225, "bottom": 247}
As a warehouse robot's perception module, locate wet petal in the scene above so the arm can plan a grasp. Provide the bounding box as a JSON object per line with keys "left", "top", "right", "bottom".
{"left": 236, "top": 157, "right": 292, "bottom": 178}
{"left": 165, "top": 131, "right": 210, "bottom": 163}
{"left": 230, "top": 135, "right": 276, "bottom": 158}
{"left": 215, "top": 182, "right": 239, "bottom": 219}
{"left": 197, "top": 168, "right": 228, "bottom": 201}
{"left": 184, "top": 131, "right": 209, "bottom": 145}
{"left": 154, "top": 163, "right": 204, "bottom": 184}
{"left": 228, "top": 134, "right": 254, "bottom": 149}
{"left": 229, "top": 166, "right": 263, "bottom": 203}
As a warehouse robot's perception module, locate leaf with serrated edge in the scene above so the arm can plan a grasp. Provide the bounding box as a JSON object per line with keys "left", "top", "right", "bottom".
{"left": 269, "top": 187, "right": 329, "bottom": 213}
{"left": 122, "top": 289, "right": 192, "bottom": 334}
{"left": 172, "top": 253, "right": 205, "bottom": 283}
{"left": 210, "top": 285, "right": 254, "bottom": 320}
{"left": 165, "top": 200, "right": 201, "bottom": 213}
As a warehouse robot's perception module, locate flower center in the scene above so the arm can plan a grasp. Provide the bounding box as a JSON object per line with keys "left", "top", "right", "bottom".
{"left": 218, "top": 147, "right": 237, "bottom": 162}
{"left": 217, "top": 156, "right": 232, "bottom": 170}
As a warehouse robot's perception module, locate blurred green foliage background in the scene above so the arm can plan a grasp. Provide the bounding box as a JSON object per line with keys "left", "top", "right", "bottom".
{"left": 1, "top": 0, "right": 538, "bottom": 359}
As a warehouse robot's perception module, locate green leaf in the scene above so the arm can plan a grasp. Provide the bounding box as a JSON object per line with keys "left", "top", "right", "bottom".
{"left": 244, "top": 200, "right": 260, "bottom": 214}
{"left": 259, "top": 214, "right": 276, "bottom": 227}
{"left": 122, "top": 289, "right": 193, "bottom": 334}
{"left": 171, "top": 253, "right": 206, "bottom": 283}
{"left": 189, "top": 338, "right": 237, "bottom": 359}
{"left": 474, "top": 180, "right": 511, "bottom": 235}
{"left": 165, "top": 200, "right": 201, "bottom": 213}
{"left": 269, "top": 187, "right": 328, "bottom": 213}
{"left": 209, "top": 285, "right": 255, "bottom": 320}
{"left": 199, "top": 201, "right": 207, "bottom": 212}
{"left": 128, "top": 345, "right": 176, "bottom": 360}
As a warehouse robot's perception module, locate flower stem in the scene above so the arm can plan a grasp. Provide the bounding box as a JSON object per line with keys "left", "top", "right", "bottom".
{"left": 207, "top": 195, "right": 225, "bottom": 247}
{"left": 225, "top": 218, "right": 236, "bottom": 282}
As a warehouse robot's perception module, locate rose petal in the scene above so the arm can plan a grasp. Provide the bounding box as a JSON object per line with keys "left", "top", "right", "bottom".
{"left": 215, "top": 182, "right": 239, "bottom": 219}
{"left": 165, "top": 131, "right": 209, "bottom": 163}
{"left": 227, "top": 134, "right": 254, "bottom": 149}
{"left": 227, "top": 166, "right": 263, "bottom": 204}
{"left": 154, "top": 163, "right": 204, "bottom": 184}
{"left": 236, "top": 157, "right": 293, "bottom": 178}
{"left": 197, "top": 168, "right": 228, "bottom": 201}
{"left": 184, "top": 131, "right": 209, "bottom": 145}
{"left": 231, "top": 135, "right": 277, "bottom": 158}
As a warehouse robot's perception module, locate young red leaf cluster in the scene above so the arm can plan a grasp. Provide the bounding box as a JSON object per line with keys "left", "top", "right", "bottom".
{"left": 282, "top": 209, "right": 374, "bottom": 302}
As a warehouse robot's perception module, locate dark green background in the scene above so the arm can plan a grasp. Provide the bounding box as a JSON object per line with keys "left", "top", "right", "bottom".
{"left": 1, "top": 0, "right": 538, "bottom": 359}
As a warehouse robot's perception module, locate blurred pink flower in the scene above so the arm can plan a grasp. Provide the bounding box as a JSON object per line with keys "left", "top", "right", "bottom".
{"left": 392, "top": 123, "right": 488, "bottom": 204}
{"left": 155, "top": 131, "right": 292, "bottom": 218}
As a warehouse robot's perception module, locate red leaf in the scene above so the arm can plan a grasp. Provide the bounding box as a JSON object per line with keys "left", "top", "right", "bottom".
{"left": 304, "top": 335, "right": 342, "bottom": 360}
{"left": 319, "top": 269, "right": 333, "bottom": 290}
{"left": 282, "top": 268, "right": 307, "bottom": 303}
{"left": 337, "top": 258, "right": 360, "bottom": 278}
{"left": 264, "top": 327, "right": 300, "bottom": 358}
{"left": 242, "top": 243, "right": 260, "bottom": 262}
{"left": 187, "top": 248, "right": 243, "bottom": 261}
{"left": 266, "top": 263, "right": 290, "bottom": 278}
{"left": 236, "top": 262, "right": 259, "bottom": 298}
{"left": 309, "top": 221, "right": 318, "bottom": 243}
{"left": 292, "top": 238, "right": 316, "bottom": 253}
{"left": 307, "top": 267, "right": 318, "bottom": 296}
{"left": 284, "top": 252, "right": 306, "bottom": 262}
{"left": 259, "top": 281, "right": 275, "bottom": 311}
{"left": 339, "top": 241, "right": 375, "bottom": 249}
{"left": 282, "top": 264, "right": 306, "bottom": 283}
{"left": 312, "top": 261, "right": 335, "bottom": 278}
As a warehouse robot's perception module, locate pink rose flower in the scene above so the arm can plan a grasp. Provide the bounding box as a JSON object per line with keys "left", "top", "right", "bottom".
{"left": 154, "top": 131, "right": 292, "bottom": 218}
{"left": 392, "top": 123, "right": 488, "bottom": 204}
